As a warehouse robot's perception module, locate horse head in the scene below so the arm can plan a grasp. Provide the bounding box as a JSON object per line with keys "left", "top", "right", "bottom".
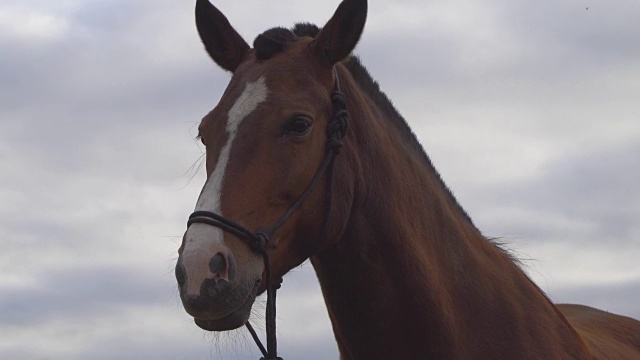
{"left": 175, "top": 0, "right": 367, "bottom": 332}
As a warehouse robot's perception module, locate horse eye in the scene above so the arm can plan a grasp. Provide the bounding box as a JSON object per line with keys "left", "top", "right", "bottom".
{"left": 284, "top": 117, "right": 312, "bottom": 135}
{"left": 196, "top": 134, "right": 206, "bottom": 146}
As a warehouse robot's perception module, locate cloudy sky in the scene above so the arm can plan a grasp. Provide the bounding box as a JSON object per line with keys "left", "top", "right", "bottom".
{"left": 1, "top": 0, "right": 639, "bottom": 359}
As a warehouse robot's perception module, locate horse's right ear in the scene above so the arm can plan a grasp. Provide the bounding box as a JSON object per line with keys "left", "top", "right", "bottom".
{"left": 313, "top": 0, "right": 367, "bottom": 66}
{"left": 195, "top": 0, "right": 250, "bottom": 72}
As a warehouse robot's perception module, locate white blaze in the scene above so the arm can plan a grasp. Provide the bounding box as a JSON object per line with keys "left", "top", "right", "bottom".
{"left": 182, "top": 77, "right": 268, "bottom": 294}
{"left": 195, "top": 76, "right": 268, "bottom": 213}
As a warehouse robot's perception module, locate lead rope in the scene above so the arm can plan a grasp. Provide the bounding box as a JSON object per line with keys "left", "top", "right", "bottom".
{"left": 187, "top": 68, "right": 348, "bottom": 360}
{"left": 245, "top": 240, "right": 281, "bottom": 360}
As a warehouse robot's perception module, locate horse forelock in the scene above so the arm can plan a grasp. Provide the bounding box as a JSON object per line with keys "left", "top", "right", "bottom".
{"left": 253, "top": 27, "right": 295, "bottom": 61}
{"left": 292, "top": 23, "right": 321, "bottom": 38}
{"left": 253, "top": 23, "right": 321, "bottom": 61}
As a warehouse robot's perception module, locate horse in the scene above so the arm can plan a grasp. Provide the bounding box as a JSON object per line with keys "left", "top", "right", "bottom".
{"left": 175, "top": 0, "right": 640, "bottom": 358}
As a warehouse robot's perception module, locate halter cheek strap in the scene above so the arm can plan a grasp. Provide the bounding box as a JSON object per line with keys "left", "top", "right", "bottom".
{"left": 186, "top": 68, "right": 349, "bottom": 360}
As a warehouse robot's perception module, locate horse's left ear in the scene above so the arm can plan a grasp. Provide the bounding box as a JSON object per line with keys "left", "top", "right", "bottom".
{"left": 195, "top": 0, "right": 250, "bottom": 72}
{"left": 313, "top": 0, "right": 367, "bottom": 66}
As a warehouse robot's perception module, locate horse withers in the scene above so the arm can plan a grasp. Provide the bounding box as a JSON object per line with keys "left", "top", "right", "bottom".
{"left": 174, "top": 0, "right": 640, "bottom": 358}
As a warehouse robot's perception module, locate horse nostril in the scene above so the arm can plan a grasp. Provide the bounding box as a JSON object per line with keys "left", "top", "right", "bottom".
{"left": 217, "top": 279, "right": 231, "bottom": 292}
{"left": 175, "top": 261, "right": 187, "bottom": 286}
{"left": 208, "top": 252, "right": 237, "bottom": 282}
{"left": 227, "top": 252, "right": 237, "bottom": 281}
{"left": 209, "top": 253, "right": 226, "bottom": 274}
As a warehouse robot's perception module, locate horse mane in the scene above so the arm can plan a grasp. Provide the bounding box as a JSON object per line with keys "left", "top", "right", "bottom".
{"left": 253, "top": 24, "right": 479, "bottom": 231}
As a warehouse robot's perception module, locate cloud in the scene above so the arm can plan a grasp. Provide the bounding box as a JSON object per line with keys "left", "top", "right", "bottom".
{"left": 471, "top": 142, "right": 640, "bottom": 243}
{"left": 0, "top": 265, "right": 165, "bottom": 327}
{"left": 0, "top": 3, "right": 71, "bottom": 42}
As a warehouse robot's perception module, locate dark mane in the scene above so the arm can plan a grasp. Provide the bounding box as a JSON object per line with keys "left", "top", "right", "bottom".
{"left": 254, "top": 23, "right": 477, "bottom": 229}
{"left": 343, "top": 55, "right": 478, "bottom": 230}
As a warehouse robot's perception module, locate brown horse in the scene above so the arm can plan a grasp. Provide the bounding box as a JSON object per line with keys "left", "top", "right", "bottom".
{"left": 175, "top": 0, "right": 640, "bottom": 358}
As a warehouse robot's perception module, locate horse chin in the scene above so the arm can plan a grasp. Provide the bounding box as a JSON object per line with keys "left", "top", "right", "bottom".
{"left": 194, "top": 308, "right": 251, "bottom": 331}
{"left": 193, "top": 284, "right": 258, "bottom": 331}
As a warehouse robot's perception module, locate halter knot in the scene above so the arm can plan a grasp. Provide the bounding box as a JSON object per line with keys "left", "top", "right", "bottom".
{"left": 326, "top": 138, "right": 344, "bottom": 153}
{"left": 329, "top": 109, "right": 349, "bottom": 137}
{"left": 331, "top": 91, "right": 346, "bottom": 107}
{"left": 252, "top": 232, "right": 269, "bottom": 253}
{"left": 271, "top": 278, "right": 283, "bottom": 290}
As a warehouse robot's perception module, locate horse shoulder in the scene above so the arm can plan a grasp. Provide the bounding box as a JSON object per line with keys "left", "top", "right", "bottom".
{"left": 557, "top": 304, "right": 640, "bottom": 360}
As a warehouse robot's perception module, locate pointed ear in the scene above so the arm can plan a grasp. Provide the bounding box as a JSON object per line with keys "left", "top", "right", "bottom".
{"left": 195, "top": 0, "right": 250, "bottom": 72}
{"left": 313, "top": 0, "right": 367, "bottom": 66}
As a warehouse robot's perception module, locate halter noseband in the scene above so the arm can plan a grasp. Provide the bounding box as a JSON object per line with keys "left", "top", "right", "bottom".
{"left": 186, "top": 69, "right": 349, "bottom": 360}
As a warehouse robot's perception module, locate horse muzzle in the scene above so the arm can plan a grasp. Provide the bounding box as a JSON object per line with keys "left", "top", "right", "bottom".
{"left": 176, "top": 242, "right": 262, "bottom": 330}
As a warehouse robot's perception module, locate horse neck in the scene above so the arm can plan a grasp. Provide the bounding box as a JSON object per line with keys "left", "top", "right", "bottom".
{"left": 310, "top": 69, "right": 590, "bottom": 360}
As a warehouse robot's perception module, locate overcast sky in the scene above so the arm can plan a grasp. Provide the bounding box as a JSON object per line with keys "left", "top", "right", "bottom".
{"left": 1, "top": 0, "right": 639, "bottom": 359}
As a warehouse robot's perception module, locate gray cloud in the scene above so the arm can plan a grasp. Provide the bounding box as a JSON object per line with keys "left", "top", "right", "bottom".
{"left": 0, "top": 265, "right": 165, "bottom": 327}
{"left": 468, "top": 142, "right": 640, "bottom": 245}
